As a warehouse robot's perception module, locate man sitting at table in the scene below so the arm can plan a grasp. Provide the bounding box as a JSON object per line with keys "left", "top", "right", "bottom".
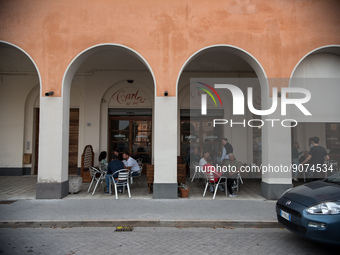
{"left": 105, "top": 155, "right": 125, "bottom": 195}
{"left": 222, "top": 153, "right": 240, "bottom": 197}
{"left": 122, "top": 152, "right": 141, "bottom": 177}
{"left": 199, "top": 151, "right": 210, "bottom": 172}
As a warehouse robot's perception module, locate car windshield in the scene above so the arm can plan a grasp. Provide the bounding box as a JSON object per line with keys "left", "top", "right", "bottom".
{"left": 324, "top": 172, "right": 340, "bottom": 184}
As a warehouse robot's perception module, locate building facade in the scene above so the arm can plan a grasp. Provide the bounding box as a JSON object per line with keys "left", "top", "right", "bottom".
{"left": 1, "top": 0, "right": 340, "bottom": 199}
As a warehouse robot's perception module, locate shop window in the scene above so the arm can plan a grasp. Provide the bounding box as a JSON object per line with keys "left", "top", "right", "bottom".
{"left": 180, "top": 117, "right": 222, "bottom": 163}
{"left": 326, "top": 123, "right": 340, "bottom": 164}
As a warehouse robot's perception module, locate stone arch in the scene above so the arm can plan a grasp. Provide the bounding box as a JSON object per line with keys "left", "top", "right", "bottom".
{"left": 0, "top": 40, "right": 42, "bottom": 89}
{"left": 176, "top": 44, "right": 268, "bottom": 168}
{"left": 290, "top": 45, "right": 340, "bottom": 175}
{"left": 290, "top": 45, "right": 340, "bottom": 79}
{"left": 62, "top": 43, "right": 157, "bottom": 157}
{"left": 176, "top": 44, "right": 269, "bottom": 103}
{"left": 63, "top": 44, "right": 156, "bottom": 98}
{"left": 0, "top": 41, "right": 41, "bottom": 176}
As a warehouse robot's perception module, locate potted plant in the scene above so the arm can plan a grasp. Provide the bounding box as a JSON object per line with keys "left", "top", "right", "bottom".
{"left": 179, "top": 183, "right": 190, "bottom": 198}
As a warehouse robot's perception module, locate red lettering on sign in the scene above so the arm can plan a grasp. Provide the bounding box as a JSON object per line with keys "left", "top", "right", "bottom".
{"left": 111, "top": 89, "right": 147, "bottom": 105}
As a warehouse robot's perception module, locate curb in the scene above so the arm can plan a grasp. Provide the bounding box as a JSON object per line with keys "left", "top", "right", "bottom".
{"left": 0, "top": 220, "right": 281, "bottom": 229}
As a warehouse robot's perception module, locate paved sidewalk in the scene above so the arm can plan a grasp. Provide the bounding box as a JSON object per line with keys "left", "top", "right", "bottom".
{"left": 0, "top": 176, "right": 281, "bottom": 228}
{"left": 0, "top": 199, "right": 279, "bottom": 228}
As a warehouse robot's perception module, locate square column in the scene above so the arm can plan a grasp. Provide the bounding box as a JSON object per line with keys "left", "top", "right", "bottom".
{"left": 261, "top": 98, "right": 293, "bottom": 200}
{"left": 36, "top": 97, "right": 69, "bottom": 199}
{"left": 153, "top": 96, "right": 178, "bottom": 199}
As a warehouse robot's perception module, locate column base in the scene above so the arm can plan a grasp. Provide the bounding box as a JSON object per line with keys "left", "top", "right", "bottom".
{"left": 153, "top": 183, "right": 178, "bottom": 199}
{"left": 261, "top": 181, "right": 293, "bottom": 200}
{"left": 36, "top": 180, "right": 69, "bottom": 199}
{"left": 0, "top": 167, "right": 31, "bottom": 176}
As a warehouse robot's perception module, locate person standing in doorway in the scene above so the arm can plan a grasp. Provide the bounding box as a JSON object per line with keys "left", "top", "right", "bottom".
{"left": 221, "top": 138, "right": 233, "bottom": 163}
{"left": 301, "top": 136, "right": 329, "bottom": 181}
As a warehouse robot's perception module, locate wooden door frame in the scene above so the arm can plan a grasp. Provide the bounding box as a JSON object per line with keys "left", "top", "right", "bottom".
{"left": 33, "top": 108, "right": 39, "bottom": 175}
{"left": 108, "top": 116, "right": 152, "bottom": 161}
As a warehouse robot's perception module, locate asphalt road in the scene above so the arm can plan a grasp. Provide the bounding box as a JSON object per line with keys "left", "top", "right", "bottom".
{"left": 0, "top": 227, "right": 337, "bottom": 255}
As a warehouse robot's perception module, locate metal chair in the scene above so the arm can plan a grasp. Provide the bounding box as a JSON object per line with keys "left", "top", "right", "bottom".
{"left": 110, "top": 169, "right": 131, "bottom": 199}
{"left": 327, "top": 160, "right": 339, "bottom": 176}
{"left": 137, "top": 159, "right": 143, "bottom": 175}
{"left": 136, "top": 158, "right": 143, "bottom": 165}
{"left": 87, "top": 166, "right": 106, "bottom": 195}
{"left": 190, "top": 161, "right": 200, "bottom": 182}
{"left": 203, "top": 170, "right": 227, "bottom": 199}
{"left": 99, "top": 161, "right": 108, "bottom": 172}
{"left": 130, "top": 159, "right": 143, "bottom": 184}
{"left": 232, "top": 172, "right": 243, "bottom": 192}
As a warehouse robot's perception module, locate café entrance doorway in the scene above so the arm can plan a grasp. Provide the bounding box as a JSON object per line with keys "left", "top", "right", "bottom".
{"left": 108, "top": 115, "right": 152, "bottom": 164}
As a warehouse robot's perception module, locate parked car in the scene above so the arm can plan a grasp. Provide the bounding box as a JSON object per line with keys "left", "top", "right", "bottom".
{"left": 276, "top": 172, "right": 340, "bottom": 245}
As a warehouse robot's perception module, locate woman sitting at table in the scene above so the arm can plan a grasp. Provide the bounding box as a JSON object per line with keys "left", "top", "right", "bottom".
{"left": 203, "top": 157, "right": 224, "bottom": 193}
{"left": 98, "top": 151, "right": 108, "bottom": 171}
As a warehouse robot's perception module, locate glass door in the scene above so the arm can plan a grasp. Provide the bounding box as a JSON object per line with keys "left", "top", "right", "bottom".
{"left": 109, "top": 116, "right": 152, "bottom": 163}
{"left": 180, "top": 117, "right": 222, "bottom": 163}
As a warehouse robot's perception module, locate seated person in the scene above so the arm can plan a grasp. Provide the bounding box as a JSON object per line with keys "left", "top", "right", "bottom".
{"left": 199, "top": 151, "right": 210, "bottom": 172}
{"left": 105, "top": 155, "right": 125, "bottom": 195}
{"left": 222, "top": 153, "right": 241, "bottom": 197}
{"left": 188, "top": 147, "right": 200, "bottom": 165}
{"left": 122, "top": 152, "right": 140, "bottom": 177}
{"left": 203, "top": 156, "right": 224, "bottom": 192}
{"left": 98, "top": 151, "right": 108, "bottom": 171}
{"left": 195, "top": 151, "right": 210, "bottom": 180}
{"left": 114, "top": 149, "right": 123, "bottom": 161}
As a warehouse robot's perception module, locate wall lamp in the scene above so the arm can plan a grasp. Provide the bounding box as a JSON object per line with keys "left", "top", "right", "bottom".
{"left": 164, "top": 91, "right": 168, "bottom": 97}
{"left": 45, "top": 91, "right": 54, "bottom": 96}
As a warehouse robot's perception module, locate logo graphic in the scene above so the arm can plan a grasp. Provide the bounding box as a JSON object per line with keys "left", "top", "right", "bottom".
{"left": 199, "top": 82, "right": 311, "bottom": 117}
{"left": 192, "top": 78, "right": 312, "bottom": 128}
{"left": 196, "top": 82, "right": 222, "bottom": 115}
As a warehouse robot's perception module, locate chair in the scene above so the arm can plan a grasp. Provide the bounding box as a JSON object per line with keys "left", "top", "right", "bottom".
{"left": 87, "top": 166, "right": 106, "bottom": 195}
{"left": 232, "top": 172, "right": 243, "bottom": 192}
{"left": 136, "top": 158, "right": 143, "bottom": 165}
{"left": 190, "top": 161, "right": 200, "bottom": 182}
{"left": 99, "top": 161, "right": 108, "bottom": 172}
{"left": 327, "top": 160, "right": 338, "bottom": 176}
{"left": 203, "top": 171, "right": 227, "bottom": 199}
{"left": 130, "top": 159, "right": 143, "bottom": 184}
{"left": 110, "top": 169, "right": 131, "bottom": 199}
{"left": 138, "top": 160, "right": 143, "bottom": 171}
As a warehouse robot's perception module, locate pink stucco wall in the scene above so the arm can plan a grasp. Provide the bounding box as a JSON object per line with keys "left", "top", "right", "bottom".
{"left": 1, "top": 0, "right": 339, "bottom": 96}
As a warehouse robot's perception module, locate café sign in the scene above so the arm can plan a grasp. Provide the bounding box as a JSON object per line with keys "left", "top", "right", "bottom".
{"left": 109, "top": 87, "right": 150, "bottom": 107}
